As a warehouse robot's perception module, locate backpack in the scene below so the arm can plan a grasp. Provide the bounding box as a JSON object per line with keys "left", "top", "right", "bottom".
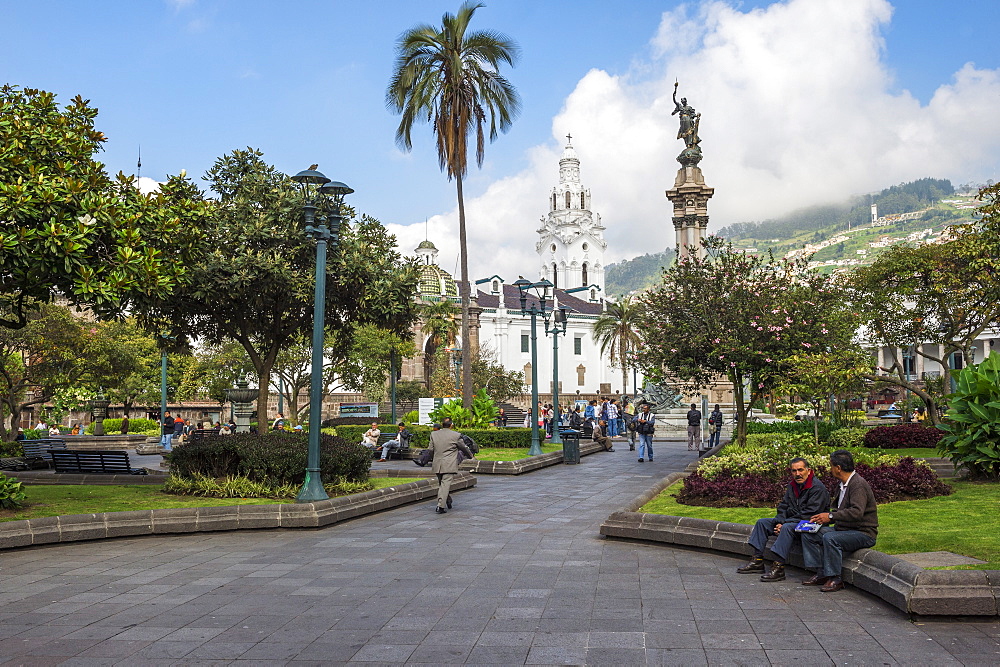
{"left": 461, "top": 433, "right": 479, "bottom": 454}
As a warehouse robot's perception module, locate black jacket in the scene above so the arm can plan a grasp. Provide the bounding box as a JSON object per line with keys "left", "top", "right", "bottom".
{"left": 774, "top": 475, "right": 830, "bottom": 524}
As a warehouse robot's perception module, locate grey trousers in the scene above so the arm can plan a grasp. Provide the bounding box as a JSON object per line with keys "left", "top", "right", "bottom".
{"left": 436, "top": 473, "right": 456, "bottom": 509}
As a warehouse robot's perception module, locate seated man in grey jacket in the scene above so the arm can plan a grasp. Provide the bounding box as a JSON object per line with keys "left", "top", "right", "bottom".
{"left": 737, "top": 457, "right": 831, "bottom": 582}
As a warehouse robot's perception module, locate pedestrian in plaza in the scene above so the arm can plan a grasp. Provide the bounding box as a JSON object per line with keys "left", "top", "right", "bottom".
{"left": 624, "top": 398, "right": 637, "bottom": 451}
{"left": 427, "top": 417, "right": 473, "bottom": 514}
{"left": 707, "top": 404, "right": 724, "bottom": 450}
{"left": 498, "top": 407, "right": 507, "bottom": 427}
{"left": 272, "top": 412, "right": 286, "bottom": 430}
{"left": 686, "top": 403, "right": 702, "bottom": 451}
{"left": 120, "top": 414, "right": 130, "bottom": 435}
{"left": 607, "top": 399, "right": 620, "bottom": 437}
{"left": 635, "top": 403, "right": 656, "bottom": 462}
{"left": 801, "top": 449, "right": 878, "bottom": 593}
{"left": 161, "top": 411, "right": 175, "bottom": 450}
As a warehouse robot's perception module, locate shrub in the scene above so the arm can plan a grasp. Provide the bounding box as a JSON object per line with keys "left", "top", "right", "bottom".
{"left": 337, "top": 424, "right": 432, "bottom": 448}
{"left": 402, "top": 410, "right": 419, "bottom": 424}
{"left": 429, "top": 390, "right": 498, "bottom": 428}
{"left": 828, "top": 427, "right": 868, "bottom": 450}
{"left": 0, "top": 441, "right": 24, "bottom": 457}
{"left": 684, "top": 435, "right": 950, "bottom": 507}
{"left": 746, "top": 419, "right": 837, "bottom": 442}
{"left": 23, "top": 428, "right": 42, "bottom": 440}
{"left": 0, "top": 473, "right": 27, "bottom": 509}
{"left": 864, "top": 423, "right": 943, "bottom": 449}
{"left": 937, "top": 354, "right": 1000, "bottom": 479}
{"left": 457, "top": 428, "right": 530, "bottom": 449}
{"left": 84, "top": 417, "right": 159, "bottom": 435}
{"left": 167, "top": 432, "right": 371, "bottom": 485}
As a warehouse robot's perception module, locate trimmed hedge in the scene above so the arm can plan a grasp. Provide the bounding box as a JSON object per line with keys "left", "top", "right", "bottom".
{"left": 322, "top": 417, "right": 388, "bottom": 427}
{"left": 0, "top": 441, "right": 23, "bottom": 457}
{"left": 84, "top": 417, "right": 159, "bottom": 435}
{"left": 167, "top": 432, "right": 371, "bottom": 485}
{"left": 827, "top": 427, "right": 869, "bottom": 449}
{"left": 863, "top": 423, "right": 943, "bottom": 449}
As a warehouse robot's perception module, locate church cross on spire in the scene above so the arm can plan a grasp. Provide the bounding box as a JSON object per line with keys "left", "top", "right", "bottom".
{"left": 566, "top": 132, "right": 572, "bottom": 144}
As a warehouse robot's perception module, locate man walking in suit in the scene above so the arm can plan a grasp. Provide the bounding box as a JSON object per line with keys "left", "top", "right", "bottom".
{"left": 428, "top": 417, "right": 473, "bottom": 514}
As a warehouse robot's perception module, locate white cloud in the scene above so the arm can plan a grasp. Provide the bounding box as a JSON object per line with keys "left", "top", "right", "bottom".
{"left": 393, "top": 0, "right": 1000, "bottom": 282}
{"left": 137, "top": 177, "right": 162, "bottom": 195}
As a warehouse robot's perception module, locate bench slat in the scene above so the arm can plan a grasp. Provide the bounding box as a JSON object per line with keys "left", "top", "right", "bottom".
{"left": 51, "top": 450, "right": 148, "bottom": 475}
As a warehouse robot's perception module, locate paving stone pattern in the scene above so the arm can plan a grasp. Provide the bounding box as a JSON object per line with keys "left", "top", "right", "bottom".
{"left": 1, "top": 439, "right": 999, "bottom": 665}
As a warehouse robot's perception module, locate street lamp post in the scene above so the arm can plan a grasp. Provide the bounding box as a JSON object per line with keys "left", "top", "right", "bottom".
{"left": 158, "top": 332, "right": 175, "bottom": 451}
{"left": 514, "top": 278, "right": 553, "bottom": 456}
{"left": 292, "top": 167, "right": 353, "bottom": 503}
{"left": 542, "top": 306, "right": 570, "bottom": 446}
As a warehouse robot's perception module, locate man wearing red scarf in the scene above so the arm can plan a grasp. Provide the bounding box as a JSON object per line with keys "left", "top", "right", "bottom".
{"left": 736, "top": 457, "right": 831, "bottom": 582}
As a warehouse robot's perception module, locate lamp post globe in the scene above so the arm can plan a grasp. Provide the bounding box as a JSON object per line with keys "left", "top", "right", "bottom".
{"left": 291, "top": 167, "right": 353, "bottom": 503}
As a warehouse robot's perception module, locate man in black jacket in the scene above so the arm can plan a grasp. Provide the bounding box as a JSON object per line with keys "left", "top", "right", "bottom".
{"left": 737, "top": 457, "right": 831, "bottom": 582}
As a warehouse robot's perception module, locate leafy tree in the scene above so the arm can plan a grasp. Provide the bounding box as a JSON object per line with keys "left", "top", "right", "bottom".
{"left": 592, "top": 295, "right": 643, "bottom": 393}
{"left": 395, "top": 379, "right": 430, "bottom": 403}
{"left": 129, "top": 149, "right": 419, "bottom": 424}
{"left": 636, "top": 241, "right": 859, "bottom": 446}
{"left": 387, "top": 1, "right": 521, "bottom": 409}
{"left": 427, "top": 345, "right": 522, "bottom": 403}
{"left": 419, "top": 298, "right": 460, "bottom": 380}
{"left": 775, "top": 350, "right": 871, "bottom": 445}
{"left": 337, "top": 325, "right": 417, "bottom": 405}
{"left": 0, "top": 85, "right": 209, "bottom": 328}
{"left": 850, "top": 200, "right": 1000, "bottom": 424}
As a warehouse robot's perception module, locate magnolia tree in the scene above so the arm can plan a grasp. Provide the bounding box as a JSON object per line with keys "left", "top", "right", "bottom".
{"left": 636, "top": 240, "right": 859, "bottom": 446}
{"left": 775, "top": 350, "right": 871, "bottom": 445}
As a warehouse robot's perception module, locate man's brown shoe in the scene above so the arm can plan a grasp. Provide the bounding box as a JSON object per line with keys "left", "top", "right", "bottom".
{"left": 736, "top": 558, "right": 765, "bottom": 574}
{"left": 802, "top": 573, "right": 829, "bottom": 586}
{"left": 820, "top": 577, "right": 845, "bottom": 592}
{"left": 759, "top": 563, "right": 785, "bottom": 582}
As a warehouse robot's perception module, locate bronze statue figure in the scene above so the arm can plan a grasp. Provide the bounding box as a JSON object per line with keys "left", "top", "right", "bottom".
{"left": 672, "top": 81, "right": 701, "bottom": 148}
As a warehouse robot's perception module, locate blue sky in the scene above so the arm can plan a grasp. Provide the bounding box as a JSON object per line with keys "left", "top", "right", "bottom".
{"left": 4, "top": 0, "right": 999, "bottom": 278}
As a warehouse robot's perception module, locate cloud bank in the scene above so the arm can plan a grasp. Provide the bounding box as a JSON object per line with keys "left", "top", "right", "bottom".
{"left": 385, "top": 0, "right": 1000, "bottom": 284}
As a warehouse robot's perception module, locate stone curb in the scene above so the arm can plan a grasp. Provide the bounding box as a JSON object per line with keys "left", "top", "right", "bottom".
{"left": 0, "top": 471, "right": 475, "bottom": 552}
{"left": 458, "top": 441, "right": 607, "bottom": 475}
{"left": 600, "top": 477, "right": 1000, "bottom": 616}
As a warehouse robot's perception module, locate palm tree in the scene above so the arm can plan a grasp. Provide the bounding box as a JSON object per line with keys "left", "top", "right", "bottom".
{"left": 420, "top": 299, "right": 460, "bottom": 379}
{"left": 387, "top": 1, "right": 520, "bottom": 408}
{"left": 592, "top": 296, "right": 643, "bottom": 393}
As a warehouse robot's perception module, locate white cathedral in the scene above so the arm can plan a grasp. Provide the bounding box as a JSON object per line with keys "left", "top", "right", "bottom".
{"left": 406, "top": 136, "right": 636, "bottom": 398}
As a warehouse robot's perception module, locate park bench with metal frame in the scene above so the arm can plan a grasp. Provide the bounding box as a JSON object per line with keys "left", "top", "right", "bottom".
{"left": 50, "top": 450, "right": 148, "bottom": 475}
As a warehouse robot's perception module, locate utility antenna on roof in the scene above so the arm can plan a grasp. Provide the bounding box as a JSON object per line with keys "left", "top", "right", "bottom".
{"left": 424, "top": 217, "right": 428, "bottom": 241}
{"left": 137, "top": 145, "right": 142, "bottom": 181}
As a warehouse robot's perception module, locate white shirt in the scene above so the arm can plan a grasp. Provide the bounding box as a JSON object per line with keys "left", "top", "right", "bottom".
{"left": 836, "top": 471, "right": 856, "bottom": 508}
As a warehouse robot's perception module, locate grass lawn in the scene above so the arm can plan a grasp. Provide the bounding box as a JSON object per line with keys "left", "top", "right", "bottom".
{"left": 642, "top": 480, "right": 1000, "bottom": 569}
{"left": 1, "top": 477, "right": 424, "bottom": 523}
{"left": 474, "top": 444, "right": 564, "bottom": 461}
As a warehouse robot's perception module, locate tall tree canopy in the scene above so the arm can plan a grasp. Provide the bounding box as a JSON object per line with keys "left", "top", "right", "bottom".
{"left": 0, "top": 85, "right": 209, "bottom": 328}
{"left": 636, "top": 242, "right": 859, "bottom": 445}
{"left": 387, "top": 1, "right": 520, "bottom": 409}
{"left": 592, "top": 295, "right": 643, "bottom": 394}
{"left": 128, "top": 149, "right": 419, "bottom": 423}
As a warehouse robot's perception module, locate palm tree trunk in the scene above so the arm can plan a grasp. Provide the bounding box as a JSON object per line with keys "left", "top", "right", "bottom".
{"left": 456, "top": 174, "right": 473, "bottom": 409}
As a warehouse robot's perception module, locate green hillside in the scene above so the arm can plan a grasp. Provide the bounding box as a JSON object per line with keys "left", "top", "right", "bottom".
{"left": 604, "top": 178, "right": 982, "bottom": 292}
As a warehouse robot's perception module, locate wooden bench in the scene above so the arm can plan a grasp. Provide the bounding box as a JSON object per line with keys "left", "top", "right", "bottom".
{"left": 187, "top": 428, "right": 220, "bottom": 445}
{"left": 51, "top": 450, "right": 148, "bottom": 475}
{"left": 19, "top": 439, "right": 67, "bottom": 467}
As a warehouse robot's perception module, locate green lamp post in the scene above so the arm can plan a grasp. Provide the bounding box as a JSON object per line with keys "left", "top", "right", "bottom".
{"left": 542, "top": 305, "right": 571, "bottom": 445}
{"left": 291, "top": 167, "right": 353, "bottom": 503}
{"left": 514, "top": 277, "right": 552, "bottom": 456}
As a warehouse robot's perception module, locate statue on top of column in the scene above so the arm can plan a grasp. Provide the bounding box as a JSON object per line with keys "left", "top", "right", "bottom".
{"left": 672, "top": 81, "right": 703, "bottom": 167}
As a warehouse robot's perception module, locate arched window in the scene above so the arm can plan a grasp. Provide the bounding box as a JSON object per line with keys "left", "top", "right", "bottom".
{"left": 552, "top": 193, "right": 557, "bottom": 211}
{"left": 565, "top": 191, "right": 571, "bottom": 209}
{"left": 590, "top": 288, "right": 596, "bottom": 301}
{"left": 492, "top": 280, "right": 499, "bottom": 293}
{"left": 580, "top": 192, "right": 586, "bottom": 208}
{"left": 581, "top": 263, "right": 588, "bottom": 286}
{"left": 552, "top": 263, "right": 558, "bottom": 290}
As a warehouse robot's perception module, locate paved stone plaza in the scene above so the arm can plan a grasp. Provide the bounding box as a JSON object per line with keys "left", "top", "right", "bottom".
{"left": 1, "top": 439, "right": 999, "bottom": 665}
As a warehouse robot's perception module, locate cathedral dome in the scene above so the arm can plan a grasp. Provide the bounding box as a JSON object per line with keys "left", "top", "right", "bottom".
{"left": 417, "top": 240, "right": 437, "bottom": 250}
{"left": 418, "top": 263, "right": 458, "bottom": 299}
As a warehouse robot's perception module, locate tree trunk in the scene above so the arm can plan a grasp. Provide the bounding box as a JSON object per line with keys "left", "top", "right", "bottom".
{"left": 456, "top": 175, "right": 473, "bottom": 409}
{"left": 864, "top": 372, "right": 941, "bottom": 426}
{"left": 730, "top": 369, "right": 747, "bottom": 447}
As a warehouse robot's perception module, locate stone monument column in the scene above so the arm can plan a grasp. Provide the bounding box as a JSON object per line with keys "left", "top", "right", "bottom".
{"left": 665, "top": 81, "right": 714, "bottom": 260}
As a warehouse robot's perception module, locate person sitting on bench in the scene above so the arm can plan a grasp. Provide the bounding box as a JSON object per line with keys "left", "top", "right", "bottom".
{"left": 737, "top": 457, "right": 830, "bottom": 582}
{"left": 592, "top": 419, "right": 614, "bottom": 452}
{"left": 361, "top": 423, "right": 381, "bottom": 453}
{"left": 378, "top": 422, "right": 412, "bottom": 462}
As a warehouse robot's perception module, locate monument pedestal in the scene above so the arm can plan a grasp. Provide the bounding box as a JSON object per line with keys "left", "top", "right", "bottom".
{"left": 666, "top": 164, "right": 714, "bottom": 260}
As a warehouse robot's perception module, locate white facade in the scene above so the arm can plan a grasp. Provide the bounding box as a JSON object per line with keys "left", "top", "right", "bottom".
{"left": 536, "top": 135, "right": 606, "bottom": 295}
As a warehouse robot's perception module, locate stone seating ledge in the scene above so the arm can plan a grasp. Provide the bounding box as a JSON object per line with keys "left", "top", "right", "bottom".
{"left": 459, "top": 440, "right": 606, "bottom": 474}
{"left": 599, "top": 471, "right": 1000, "bottom": 617}
{"left": 0, "top": 470, "right": 475, "bottom": 552}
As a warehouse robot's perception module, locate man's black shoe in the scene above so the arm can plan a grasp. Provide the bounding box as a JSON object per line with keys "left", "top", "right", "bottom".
{"left": 638, "top": 458, "right": 644, "bottom": 462}
{"left": 435, "top": 507, "right": 447, "bottom": 514}
{"left": 446, "top": 495, "right": 453, "bottom": 509}
{"left": 736, "top": 558, "right": 765, "bottom": 574}
{"left": 760, "top": 563, "right": 785, "bottom": 582}
{"left": 413, "top": 460, "right": 425, "bottom": 467}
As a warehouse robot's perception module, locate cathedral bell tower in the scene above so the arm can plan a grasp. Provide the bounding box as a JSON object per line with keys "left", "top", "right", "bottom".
{"left": 536, "top": 134, "right": 606, "bottom": 294}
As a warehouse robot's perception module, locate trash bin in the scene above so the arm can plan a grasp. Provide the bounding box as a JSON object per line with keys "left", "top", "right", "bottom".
{"left": 560, "top": 429, "right": 581, "bottom": 464}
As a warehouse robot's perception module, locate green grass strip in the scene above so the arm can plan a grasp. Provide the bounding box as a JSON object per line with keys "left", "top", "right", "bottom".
{"left": 1, "top": 477, "right": 425, "bottom": 523}
{"left": 641, "top": 480, "right": 1000, "bottom": 569}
